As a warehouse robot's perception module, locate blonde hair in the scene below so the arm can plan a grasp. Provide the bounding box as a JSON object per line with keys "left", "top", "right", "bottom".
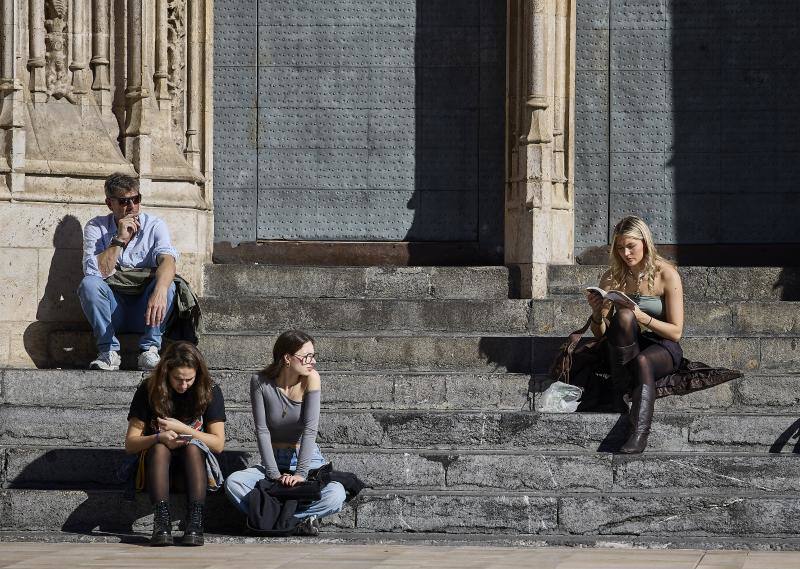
{"left": 609, "top": 216, "right": 668, "bottom": 293}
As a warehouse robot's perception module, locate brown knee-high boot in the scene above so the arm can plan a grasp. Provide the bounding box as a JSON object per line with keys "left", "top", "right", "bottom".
{"left": 620, "top": 381, "right": 655, "bottom": 454}
{"left": 606, "top": 341, "right": 639, "bottom": 412}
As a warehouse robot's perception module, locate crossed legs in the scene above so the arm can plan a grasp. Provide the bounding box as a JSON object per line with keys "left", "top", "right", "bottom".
{"left": 606, "top": 308, "right": 675, "bottom": 453}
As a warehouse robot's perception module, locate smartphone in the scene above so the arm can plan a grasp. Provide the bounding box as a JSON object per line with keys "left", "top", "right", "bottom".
{"left": 177, "top": 434, "right": 193, "bottom": 441}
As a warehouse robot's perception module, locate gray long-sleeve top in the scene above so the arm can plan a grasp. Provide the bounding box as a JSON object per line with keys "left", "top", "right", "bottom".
{"left": 250, "top": 373, "right": 321, "bottom": 479}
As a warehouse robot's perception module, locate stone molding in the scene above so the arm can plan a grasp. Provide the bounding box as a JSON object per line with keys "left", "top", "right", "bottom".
{"left": 0, "top": 0, "right": 213, "bottom": 209}
{"left": 506, "top": 0, "right": 576, "bottom": 298}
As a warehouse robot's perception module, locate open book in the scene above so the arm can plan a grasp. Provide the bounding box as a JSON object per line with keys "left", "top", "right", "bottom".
{"left": 585, "top": 286, "right": 637, "bottom": 308}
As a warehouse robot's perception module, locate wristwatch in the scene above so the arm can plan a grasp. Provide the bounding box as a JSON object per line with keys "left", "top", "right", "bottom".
{"left": 110, "top": 237, "right": 126, "bottom": 249}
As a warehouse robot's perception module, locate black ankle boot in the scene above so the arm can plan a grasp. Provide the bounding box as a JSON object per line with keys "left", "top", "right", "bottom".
{"left": 620, "top": 383, "right": 655, "bottom": 454}
{"left": 182, "top": 501, "right": 205, "bottom": 546}
{"left": 150, "top": 500, "right": 173, "bottom": 546}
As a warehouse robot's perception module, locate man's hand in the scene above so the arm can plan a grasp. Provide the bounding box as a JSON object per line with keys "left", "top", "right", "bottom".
{"left": 116, "top": 214, "right": 140, "bottom": 244}
{"left": 145, "top": 285, "right": 169, "bottom": 327}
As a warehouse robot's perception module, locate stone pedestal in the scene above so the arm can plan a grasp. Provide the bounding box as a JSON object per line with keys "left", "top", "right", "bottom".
{"left": 506, "top": 0, "right": 576, "bottom": 298}
{"left": 0, "top": 1, "right": 214, "bottom": 367}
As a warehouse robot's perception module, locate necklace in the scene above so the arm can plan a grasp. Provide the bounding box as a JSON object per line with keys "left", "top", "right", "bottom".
{"left": 626, "top": 269, "right": 644, "bottom": 302}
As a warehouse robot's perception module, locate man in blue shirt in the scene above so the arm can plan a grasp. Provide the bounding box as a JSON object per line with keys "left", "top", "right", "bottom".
{"left": 79, "top": 173, "right": 178, "bottom": 371}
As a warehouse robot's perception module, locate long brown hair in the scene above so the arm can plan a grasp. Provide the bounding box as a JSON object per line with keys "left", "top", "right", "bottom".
{"left": 146, "top": 341, "right": 213, "bottom": 420}
{"left": 260, "top": 330, "right": 315, "bottom": 379}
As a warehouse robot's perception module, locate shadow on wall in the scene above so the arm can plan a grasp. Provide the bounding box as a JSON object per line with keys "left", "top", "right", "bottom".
{"left": 23, "top": 215, "right": 87, "bottom": 368}
{"left": 671, "top": 2, "right": 800, "bottom": 259}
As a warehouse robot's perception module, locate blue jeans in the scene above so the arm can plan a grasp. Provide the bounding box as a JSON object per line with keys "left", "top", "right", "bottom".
{"left": 225, "top": 445, "right": 346, "bottom": 520}
{"left": 78, "top": 275, "right": 176, "bottom": 352}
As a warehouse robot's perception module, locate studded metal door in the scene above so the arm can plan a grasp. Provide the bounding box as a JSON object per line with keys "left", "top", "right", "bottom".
{"left": 574, "top": 1, "right": 800, "bottom": 254}
{"left": 213, "top": 1, "right": 506, "bottom": 246}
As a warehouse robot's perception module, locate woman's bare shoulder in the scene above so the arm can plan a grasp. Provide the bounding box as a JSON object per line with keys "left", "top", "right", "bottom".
{"left": 656, "top": 261, "right": 681, "bottom": 283}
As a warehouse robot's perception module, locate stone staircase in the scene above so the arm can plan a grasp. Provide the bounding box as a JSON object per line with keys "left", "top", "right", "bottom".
{"left": 2, "top": 264, "right": 800, "bottom": 547}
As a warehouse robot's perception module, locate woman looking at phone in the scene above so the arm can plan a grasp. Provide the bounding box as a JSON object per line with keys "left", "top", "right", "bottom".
{"left": 124, "top": 341, "right": 226, "bottom": 546}
{"left": 586, "top": 216, "right": 684, "bottom": 454}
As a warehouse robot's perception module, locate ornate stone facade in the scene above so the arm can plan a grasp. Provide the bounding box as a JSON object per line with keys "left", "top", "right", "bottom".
{"left": 0, "top": 0, "right": 214, "bottom": 367}
{"left": 506, "top": 0, "right": 577, "bottom": 298}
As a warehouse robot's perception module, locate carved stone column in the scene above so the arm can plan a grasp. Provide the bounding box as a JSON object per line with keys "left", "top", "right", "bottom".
{"left": 184, "top": 0, "right": 202, "bottom": 169}
{"left": 124, "top": 0, "right": 154, "bottom": 186}
{"left": 27, "top": 0, "right": 48, "bottom": 102}
{"left": 90, "top": 0, "right": 112, "bottom": 107}
{"left": 70, "top": 0, "right": 89, "bottom": 97}
{"left": 154, "top": 0, "right": 170, "bottom": 103}
{"left": 506, "top": 0, "right": 576, "bottom": 298}
{"left": 0, "top": 0, "right": 25, "bottom": 195}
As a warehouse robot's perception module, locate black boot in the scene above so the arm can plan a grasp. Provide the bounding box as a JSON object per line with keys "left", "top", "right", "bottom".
{"left": 607, "top": 341, "right": 639, "bottom": 413}
{"left": 150, "top": 500, "right": 173, "bottom": 546}
{"left": 182, "top": 501, "right": 205, "bottom": 546}
{"left": 620, "top": 382, "right": 655, "bottom": 454}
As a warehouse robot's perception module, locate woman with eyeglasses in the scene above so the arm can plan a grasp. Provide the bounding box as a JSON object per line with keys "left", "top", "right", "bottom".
{"left": 585, "top": 216, "right": 684, "bottom": 454}
{"left": 224, "top": 330, "right": 346, "bottom": 534}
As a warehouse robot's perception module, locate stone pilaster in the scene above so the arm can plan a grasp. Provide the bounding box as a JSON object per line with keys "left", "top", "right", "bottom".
{"left": 506, "top": 0, "right": 576, "bottom": 298}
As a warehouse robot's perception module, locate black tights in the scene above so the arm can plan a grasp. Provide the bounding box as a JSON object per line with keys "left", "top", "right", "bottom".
{"left": 607, "top": 308, "right": 675, "bottom": 390}
{"left": 145, "top": 443, "right": 207, "bottom": 505}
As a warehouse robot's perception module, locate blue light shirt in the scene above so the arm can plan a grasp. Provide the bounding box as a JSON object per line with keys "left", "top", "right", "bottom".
{"left": 82, "top": 212, "right": 179, "bottom": 277}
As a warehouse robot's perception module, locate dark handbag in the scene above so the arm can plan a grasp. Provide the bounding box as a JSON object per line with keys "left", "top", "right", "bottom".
{"left": 549, "top": 317, "right": 608, "bottom": 388}
{"left": 548, "top": 317, "right": 622, "bottom": 411}
{"left": 267, "top": 463, "right": 332, "bottom": 501}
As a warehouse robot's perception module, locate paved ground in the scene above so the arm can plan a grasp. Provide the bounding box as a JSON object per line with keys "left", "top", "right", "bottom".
{"left": 1, "top": 543, "right": 799, "bottom": 569}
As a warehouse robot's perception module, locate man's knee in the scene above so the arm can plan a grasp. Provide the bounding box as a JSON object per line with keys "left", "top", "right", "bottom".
{"left": 78, "top": 275, "right": 109, "bottom": 298}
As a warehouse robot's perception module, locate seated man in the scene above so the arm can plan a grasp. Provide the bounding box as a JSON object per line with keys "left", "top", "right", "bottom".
{"left": 78, "top": 173, "right": 178, "bottom": 371}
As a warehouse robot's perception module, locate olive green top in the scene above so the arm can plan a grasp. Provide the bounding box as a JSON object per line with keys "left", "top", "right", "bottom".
{"left": 637, "top": 294, "right": 665, "bottom": 320}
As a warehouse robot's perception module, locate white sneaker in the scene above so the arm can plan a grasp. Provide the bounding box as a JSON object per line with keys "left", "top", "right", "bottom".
{"left": 89, "top": 351, "right": 121, "bottom": 371}
{"left": 137, "top": 346, "right": 160, "bottom": 371}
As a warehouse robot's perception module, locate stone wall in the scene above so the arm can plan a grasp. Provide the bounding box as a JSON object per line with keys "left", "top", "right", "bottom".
{"left": 0, "top": 1, "right": 214, "bottom": 368}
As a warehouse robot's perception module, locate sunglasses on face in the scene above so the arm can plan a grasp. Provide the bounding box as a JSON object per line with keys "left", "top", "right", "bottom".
{"left": 110, "top": 194, "right": 142, "bottom": 206}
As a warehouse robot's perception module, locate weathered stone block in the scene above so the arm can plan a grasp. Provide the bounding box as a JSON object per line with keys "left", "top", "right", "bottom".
{"left": 447, "top": 452, "right": 613, "bottom": 492}
{"left": 379, "top": 412, "right": 501, "bottom": 448}
{"left": 688, "top": 414, "right": 800, "bottom": 451}
{"left": 326, "top": 451, "right": 446, "bottom": 488}
{"left": 356, "top": 493, "right": 558, "bottom": 534}
{"left": 559, "top": 495, "right": 800, "bottom": 536}
{"left": 760, "top": 338, "right": 800, "bottom": 371}
{"left": 613, "top": 454, "right": 800, "bottom": 492}
{"left": 680, "top": 338, "right": 760, "bottom": 371}
{"left": 1, "top": 370, "right": 143, "bottom": 407}
{"left": 733, "top": 303, "right": 800, "bottom": 335}
{"left": 318, "top": 412, "right": 387, "bottom": 447}
{"left": 0, "top": 248, "right": 39, "bottom": 322}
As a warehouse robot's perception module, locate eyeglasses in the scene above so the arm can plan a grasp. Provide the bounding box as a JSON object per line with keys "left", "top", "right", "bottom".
{"left": 110, "top": 194, "right": 142, "bottom": 206}
{"left": 291, "top": 352, "right": 318, "bottom": 364}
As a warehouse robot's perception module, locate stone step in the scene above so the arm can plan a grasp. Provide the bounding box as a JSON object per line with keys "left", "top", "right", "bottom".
{"left": 3, "top": 487, "right": 800, "bottom": 538}
{"left": 201, "top": 296, "right": 800, "bottom": 337}
{"left": 45, "top": 331, "right": 800, "bottom": 373}
{"left": 2, "top": 406, "right": 799, "bottom": 453}
{"left": 0, "top": 369, "right": 531, "bottom": 412}
{"left": 3, "top": 446, "right": 798, "bottom": 495}
{"left": 5, "top": 369, "right": 799, "bottom": 414}
{"left": 548, "top": 265, "right": 800, "bottom": 301}
{"left": 203, "top": 264, "right": 512, "bottom": 300}
{"left": 201, "top": 297, "right": 534, "bottom": 333}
